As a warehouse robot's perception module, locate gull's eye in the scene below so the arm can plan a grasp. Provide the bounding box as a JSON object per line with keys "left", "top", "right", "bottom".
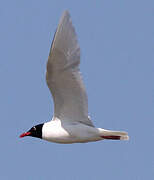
{"left": 32, "top": 127, "right": 36, "bottom": 131}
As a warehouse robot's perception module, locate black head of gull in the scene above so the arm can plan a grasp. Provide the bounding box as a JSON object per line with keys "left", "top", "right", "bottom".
{"left": 20, "top": 124, "right": 43, "bottom": 139}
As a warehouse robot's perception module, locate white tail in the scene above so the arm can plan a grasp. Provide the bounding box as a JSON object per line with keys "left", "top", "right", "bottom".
{"left": 98, "top": 129, "right": 129, "bottom": 140}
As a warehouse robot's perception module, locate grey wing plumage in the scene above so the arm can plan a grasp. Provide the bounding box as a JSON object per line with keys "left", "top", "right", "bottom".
{"left": 46, "top": 11, "right": 94, "bottom": 127}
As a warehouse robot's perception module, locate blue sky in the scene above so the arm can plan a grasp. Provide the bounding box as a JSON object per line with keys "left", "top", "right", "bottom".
{"left": 0, "top": 0, "right": 153, "bottom": 179}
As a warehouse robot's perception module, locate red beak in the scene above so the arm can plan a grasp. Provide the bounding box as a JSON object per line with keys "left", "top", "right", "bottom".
{"left": 19, "top": 132, "right": 31, "bottom": 138}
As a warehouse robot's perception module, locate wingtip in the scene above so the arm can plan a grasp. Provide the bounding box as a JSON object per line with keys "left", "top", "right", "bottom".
{"left": 63, "top": 10, "right": 69, "bottom": 14}
{"left": 62, "top": 10, "right": 70, "bottom": 19}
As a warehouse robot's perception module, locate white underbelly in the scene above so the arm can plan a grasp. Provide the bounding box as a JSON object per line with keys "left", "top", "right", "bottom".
{"left": 42, "top": 121, "right": 102, "bottom": 144}
{"left": 43, "top": 135, "right": 101, "bottom": 144}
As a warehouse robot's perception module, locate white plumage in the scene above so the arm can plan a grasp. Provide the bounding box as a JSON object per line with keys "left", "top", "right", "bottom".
{"left": 20, "top": 11, "right": 129, "bottom": 143}
{"left": 42, "top": 11, "right": 129, "bottom": 143}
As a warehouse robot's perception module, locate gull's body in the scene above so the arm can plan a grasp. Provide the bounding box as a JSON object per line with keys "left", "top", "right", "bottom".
{"left": 42, "top": 118, "right": 102, "bottom": 143}
{"left": 20, "top": 11, "right": 129, "bottom": 143}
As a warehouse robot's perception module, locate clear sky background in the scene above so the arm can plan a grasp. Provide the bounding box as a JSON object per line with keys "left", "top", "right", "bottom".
{"left": 0, "top": 0, "right": 153, "bottom": 179}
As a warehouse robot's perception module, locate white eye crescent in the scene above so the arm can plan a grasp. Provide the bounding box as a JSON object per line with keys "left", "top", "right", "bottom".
{"left": 33, "top": 127, "right": 36, "bottom": 130}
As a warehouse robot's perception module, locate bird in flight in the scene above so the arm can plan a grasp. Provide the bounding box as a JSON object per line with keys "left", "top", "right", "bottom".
{"left": 20, "top": 11, "right": 129, "bottom": 143}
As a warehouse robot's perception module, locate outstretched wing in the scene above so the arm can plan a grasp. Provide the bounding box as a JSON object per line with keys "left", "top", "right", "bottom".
{"left": 46, "top": 11, "right": 94, "bottom": 127}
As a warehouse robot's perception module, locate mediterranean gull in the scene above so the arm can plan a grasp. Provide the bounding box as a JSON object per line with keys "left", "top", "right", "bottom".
{"left": 20, "top": 11, "right": 129, "bottom": 143}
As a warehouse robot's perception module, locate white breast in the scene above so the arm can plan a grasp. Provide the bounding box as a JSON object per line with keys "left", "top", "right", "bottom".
{"left": 42, "top": 118, "right": 102, "bottom": 144}
{"left": 42, "top": 120, "right": 71, "bottom": 143}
